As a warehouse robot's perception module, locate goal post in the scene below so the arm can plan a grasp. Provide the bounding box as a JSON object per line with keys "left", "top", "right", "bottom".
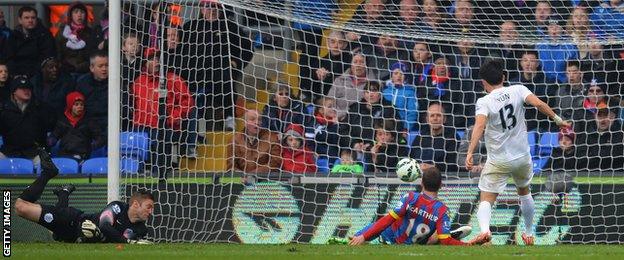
{"left": 112, "top": 0, "right": 624, "bottom": 244}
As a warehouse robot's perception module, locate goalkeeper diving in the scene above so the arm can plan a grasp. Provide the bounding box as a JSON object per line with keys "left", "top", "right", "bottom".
{"left": 349, "top": 167, "right": 489, "bottom": 246}
{"left": 14, "top": 147, "right": 154, "bottom": 244}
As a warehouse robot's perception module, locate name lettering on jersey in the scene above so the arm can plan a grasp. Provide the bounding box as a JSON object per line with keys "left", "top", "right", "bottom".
{"left": 408, "top": 206, "right": 438, "bottom": 222}
{"left": 496, "top": 93, "right": 510, "bottom": 102}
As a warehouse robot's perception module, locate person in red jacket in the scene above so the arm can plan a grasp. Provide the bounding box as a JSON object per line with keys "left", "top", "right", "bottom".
{"left": 131, "top": 47, "right": 194, "bottom": 179}
{"left": 281, "top": 124, "right": 316, "bottom": 174}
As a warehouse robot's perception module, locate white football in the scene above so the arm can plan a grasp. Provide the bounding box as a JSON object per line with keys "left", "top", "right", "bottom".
{"left": 396, "top": 158, "right": 422, "bottom": 182}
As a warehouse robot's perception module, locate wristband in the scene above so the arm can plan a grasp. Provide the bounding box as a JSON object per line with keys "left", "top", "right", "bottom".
{"left": 553, "top": 115, "right": 564, "bottom": 125}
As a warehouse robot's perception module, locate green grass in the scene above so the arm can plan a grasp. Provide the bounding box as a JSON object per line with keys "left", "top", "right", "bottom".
{"left": 8, "top": 243, "right": 624, "bottom": 259}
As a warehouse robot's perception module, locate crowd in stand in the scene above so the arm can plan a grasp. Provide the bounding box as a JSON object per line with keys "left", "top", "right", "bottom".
{"left": 0, "top": 0, "right": 623, "bottom": 176}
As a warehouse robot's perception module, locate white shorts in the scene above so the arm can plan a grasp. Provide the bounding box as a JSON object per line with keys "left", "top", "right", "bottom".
{"left": 478, "top": 154, "right": 533, "bottom": 194}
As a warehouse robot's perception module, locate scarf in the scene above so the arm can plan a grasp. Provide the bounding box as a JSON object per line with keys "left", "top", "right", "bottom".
{"left": 70, "top": 22, "right": 85, "bottom": 38}
{"left": 430, "top": 69, "right": 449, "bottom": 97}
{"left": 314, "top": 111, "right": 335, "bottom": 126}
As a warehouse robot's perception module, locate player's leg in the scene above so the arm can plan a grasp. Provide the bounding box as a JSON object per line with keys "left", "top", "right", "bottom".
{"left": 511, "top": 155, "right": 535, "bottom": 245}
{"left": 477, "top": 160, "right": 508, "bottom": 239}
{"left": 53, "top": 184, "right": 76, "bottom": 208}
{"left": 15, "top": 147, "right": 59, "bottom": 222}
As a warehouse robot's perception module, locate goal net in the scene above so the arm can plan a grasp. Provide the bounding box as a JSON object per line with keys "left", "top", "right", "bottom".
{"left": 117, "top": 0, "right": 624, "bottom": 244}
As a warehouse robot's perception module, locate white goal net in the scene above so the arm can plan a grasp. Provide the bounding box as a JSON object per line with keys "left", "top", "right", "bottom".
{"left": 118, "top": 0, "right": 624, "bottom": 244}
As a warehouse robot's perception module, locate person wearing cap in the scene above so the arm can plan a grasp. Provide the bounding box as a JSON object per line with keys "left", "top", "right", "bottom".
{"left": 383, "top": 61, "right": 418, "bottom": 131}
{"left": 30, "top": 57, "right": 76, "bottom": 117}
{"left": 0, "top": 75, "right": 55, "bottom": 162}
{"left": 547, "top": 127, "right": 588, "bottom": 171}
{"left": 56, "top": 1, "right": 96, "bottom": 74}
{"left": 181, "top": 0, "right": 253, "bottom": 131}
{"left": 536, "top": 17, "right": 579, "bottom": 83}
{"left": 577, "top": 106, "right": 624, "bottom": 170}
{"left": 48, "top": 91, "right": 104, "bottom": 161}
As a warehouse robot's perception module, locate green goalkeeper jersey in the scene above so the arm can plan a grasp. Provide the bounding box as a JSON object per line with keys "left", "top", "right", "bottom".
{"left": 330, "top": 164, "right": 364, "bottom": 174}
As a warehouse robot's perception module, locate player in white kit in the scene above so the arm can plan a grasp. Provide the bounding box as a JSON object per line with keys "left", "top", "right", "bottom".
{"left": 465, "top": 60, "right": 570, "bottom": 245}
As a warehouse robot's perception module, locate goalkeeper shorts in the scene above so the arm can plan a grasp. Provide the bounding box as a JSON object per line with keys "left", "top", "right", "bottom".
{"left": 38, "top": 204, "right": 84, "bottom": 242}
{"left": 479, "top": 154, "right": 533, "bottom": 194}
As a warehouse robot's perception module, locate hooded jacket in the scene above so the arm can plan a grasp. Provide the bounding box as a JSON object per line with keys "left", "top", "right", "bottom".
{"left": 281, "top": 124, "right": 317, "bottom": 174}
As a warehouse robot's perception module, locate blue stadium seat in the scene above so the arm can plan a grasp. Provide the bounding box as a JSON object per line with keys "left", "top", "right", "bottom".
{"left": 0, "top": 158, "right": 34, "bottom": 175}
{"left": 90, "top": 146, "right": 108, "bottom": 158}
{"left": 532, "top": 158, "right": 550, "bottom": 174}
{"left": 120, "top": 158, "right": 140, "bottom": 175}
{"left": 527, "top": 131, "right": 538, "bottom": 158}
{"left": 306, "top": 104, "right": 315, "bottom": 115}
{"left": 317, "top": 157, "right": 330, "bottom": 174}
{"left": 538, "top": 132, "right": 559, "bottom": 157}
{"left": 81, "top": 157, "right": 108, "bottom": 174}
{"left": 120, "top": 132, "right": 149, "bottom": 161}
{"left": 456, "top": 130, "right": 465, "bottom": 140}
{"left": 43, "top": 158, "right": 80, "bottom": 175}
{"left": 407, "top": 131, "right": 420, "bottom": 146}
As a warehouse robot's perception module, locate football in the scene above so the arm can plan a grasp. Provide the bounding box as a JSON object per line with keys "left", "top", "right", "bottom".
{"left": 396, "top": 158, "right": 422, "bottom": 182}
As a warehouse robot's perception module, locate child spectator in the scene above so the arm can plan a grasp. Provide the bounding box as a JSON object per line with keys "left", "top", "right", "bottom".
{"left": 121, "top": 33, "right": 141, "bottom": 129}
{"left": 366, "top": 120, "right": 406, "bottom": 173}
{"left": 383, "top": 62, "right": 418, "bottom": 131}
{"left": 48, "top": 91, "right": 105, "bottom": 161}
{"left": 306, "top": 96, "right": 344, "bottom": 166}
{"left": 281, "top": 124, "right": 316, "bottom": 174}
{"left": 331, "top": 149, "right": 364, "bottom": 174}
{"left": 547, "top": 127, "right": 588, "bottom": 171}
{"left": 0, "top": 62, "right": 10, "bottom": 102}
{"left": 56, "top": 2, "right": 97, "bottom": 74}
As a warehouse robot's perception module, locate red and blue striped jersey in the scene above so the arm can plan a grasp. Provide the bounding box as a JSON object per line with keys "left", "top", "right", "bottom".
{"left": 385, "top": 191, "right": 452, "bottom": 245}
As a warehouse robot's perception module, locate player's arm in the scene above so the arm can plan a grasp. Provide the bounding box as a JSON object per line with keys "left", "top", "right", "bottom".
{"left": 349, "top": 213, "right": 396, "bottom": 245}
{"left": 524, "top": 94, "right": 571, "bottom": 128}
{"left": 98, "top": 202, "right": 128, "bottom": 243}
{"left": 466, "top": 114, "right": 487, "bottom": 171}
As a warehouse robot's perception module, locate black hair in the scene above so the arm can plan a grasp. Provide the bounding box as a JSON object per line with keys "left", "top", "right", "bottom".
{"left": 566, "top": 60, "right": 581, "bottom": 69}
{"left": 421, "top": 167, "right": 442, "bottom": 192}
{"left": 479, "top": 59, "right": 505, "bottom": 86}
{"left": 18, "top": 6, "right": 37, "bottom": 18}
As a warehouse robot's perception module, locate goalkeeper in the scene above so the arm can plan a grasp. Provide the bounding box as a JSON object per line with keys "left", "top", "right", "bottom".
{"left": 349, "top": 167, "right": 489, "bottom": 246}
{"left": 14, "top": 147, "right": 154, "bottom": 243}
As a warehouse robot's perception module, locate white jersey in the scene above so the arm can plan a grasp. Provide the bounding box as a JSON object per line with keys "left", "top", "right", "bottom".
{"left": 475, "top": 84, "right": 533, "bottom": 163}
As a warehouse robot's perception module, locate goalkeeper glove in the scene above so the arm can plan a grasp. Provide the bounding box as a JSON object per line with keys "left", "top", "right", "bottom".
{"left": 81, "top": 220, "right": 102, "bottom": 240}
{"left": 128, "top": 239, "right": 154, "bottom": 245}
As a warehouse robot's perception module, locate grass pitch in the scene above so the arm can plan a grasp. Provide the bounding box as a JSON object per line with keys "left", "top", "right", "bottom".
{"left": 9, "top": 243, "right": 624, "bottom": 260}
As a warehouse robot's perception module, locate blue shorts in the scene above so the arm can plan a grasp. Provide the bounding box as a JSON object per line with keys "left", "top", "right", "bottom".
{"left": 355, "top": 223, "right": 396, "bottom": 244}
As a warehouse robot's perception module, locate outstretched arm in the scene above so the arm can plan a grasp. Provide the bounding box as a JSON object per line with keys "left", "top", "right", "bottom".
{"left": 524, "top": 94, "right": 571, "bottom": 128}
{"left": 349, "top": 214, "right": 395, "bottom": 245}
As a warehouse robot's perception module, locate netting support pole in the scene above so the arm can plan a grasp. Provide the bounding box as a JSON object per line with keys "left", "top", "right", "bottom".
{"left": 107, "top": 0, "right": 121, "bottom": 203}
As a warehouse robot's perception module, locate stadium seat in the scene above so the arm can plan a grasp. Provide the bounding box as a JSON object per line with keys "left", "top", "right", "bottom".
{"left": 120, "top": 132, "right": 149, "bottom": 161}
{"left": 306, "top": 104, "right": 315, "bottom": 115}
{"left": 538, "top": 132, "right": 560, "bottom": 157}
{"left": 407, "top": 131, "right": 420, "bottom": 146}
{"left": 121, "top": 158, "right": 140, "bottom": 175}
{"left": 527, "top": 131, "right": 538, "bottom": 158}
{"left": 81, "top": 157, "right": 108, "bottom": 174}
{"left": 90, "top": 146, "right": 108, "bottom": 158}
{"left": 317, "top": 157, "right": 330, "bottom": 174}
{"left": 43, "top": 158, "right": 79, "bottom": 175}
{"left": 456, "top": 130, "right": 465, "bottom": 140}
{"left": 532, "top": 158, "right": 550, "bottom": 174}
{"left": 0, "top": 158, "right": 34, "bottom": 175}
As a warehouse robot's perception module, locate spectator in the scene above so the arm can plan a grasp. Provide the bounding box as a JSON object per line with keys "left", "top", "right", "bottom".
{"left": 530, "top": 1, "right": 556, "bottom": 37}
{"left": 281, "top": 124, "right": 317, "bottom": 174}
{"left": 409, "top": 41, "right": 435, "bottom": 87}
{"left": 383, "top": 62, "right": 419, "bottom": 131}
{"left": 181, "top": 0, "right": 253, "bottom": 131}
{"left": 567, "top": 6, "right": 593, "bottom": 59}
{"left": 511, "top": 51, "right": 554, "bottom": 131}
{"left": 0, "top": 76, "right": 54, "bottom": 162}
{"left": 445, "top": 0, "right": 484, "bottom": 36}
{"left": 48, "top": 91, "right": 104, "bottom": 161}
{"left": 131, "top": 48, "right": 194, "bottom": 178}
{"left": 292, "top": 0, "right": 337, "bottom": 57}
{"left": 491, "top": 21, "right": 525, "bottom": 81}
{"left": 164, "top": 26, "right": 184, "bottom": 75}
{"left": 330, "top": 149, "right": 364, "bottom": 174}
{"left": 0, "top": 62, "right": 10, "bottom": 102}
{"left": 578, "top": 107, "right": 624, "bottom": 170}
{"left": 3, "top": 6, "right": 56, "bottom": 77}
{"left": 329, "top": 53, "right": 377, "bottom": 120}
{"left": 227, "top": 109, "right": 281, "bottom": 173}
{"left": 457, "top": 125, "right": 486, "bottom": 176}
{"left": 299, "top": 30, "right": 352, "bottom": 103}
{"left": 363, "top": 34, "right": 409, "bottom": 81}
{"left": 93, "top": 7, "right": 108, "bottom": 51}
{"left": 590, "top": 0, "right": 624, "bottom": 39}
{"left": 346, "top": 0, "right": 390, "bottom": 52}
{"left": 419, "top": 57, "right": 466, "bottom": 128}
{"left": 580, "top": 36, "right": 624, "bottom": 94}
{"left": 409, "top": 102, "right": 458, "bottom": 173}
{"left": 395, "top": 0, "right": 424, "bottom": 49}
{"left": 306, "top": 97, "right": 344, "bottom": 166}
{"left": 30, "top": 57, "right": 75, "bottom": 118}
{"left": 0, "top": 9, "right": 9, "bottom": 60}
{"left": 547, "top": 127, "right": 588, "bottom": 171}
{"left": 421, "top": 0, "right": 446, "bottom": 33}
{"left": 366, "top": 120, "right": 407, "bottom": 173}
{"left": 343, "top": 82, "right": 404, "bottom": 151}
{"left": 56, "top": 2, "right": 97, "bottom": 74}
{"left": 536, "top": 19, "right": 579, "bottom": 83}
{"left": 121, "top": 33, "right": 141, "bottom": 129}
{"left": 76, "top": 51, "right": 108, "bottom": 132}
{"left": 261, "top": 83, "right": 307, "bottom": 134}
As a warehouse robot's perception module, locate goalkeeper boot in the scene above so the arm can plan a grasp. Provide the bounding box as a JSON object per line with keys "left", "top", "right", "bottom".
{"left": 521, "top": 233, "right": 535, "bottom": 246}
{"left": 450, "top": 226, "right": 472, "bottom": 240}
{"left": 37, "top": 146, "right": 58, "bottom": 178}
{"left": 53, "top": 184, "right": 76, "bottom": 196}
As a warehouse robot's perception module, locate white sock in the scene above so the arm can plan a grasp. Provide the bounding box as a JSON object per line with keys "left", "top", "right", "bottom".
{"left": 477, "top": 201, "right": 492, "bottom": 233}
{"left": 519, "top": 194, "right": 535, "bottom": 236}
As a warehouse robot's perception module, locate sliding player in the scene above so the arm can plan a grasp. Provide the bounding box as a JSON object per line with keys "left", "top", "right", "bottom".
{"left": 466, "top": 59, "right": 570, "bottom": 245}
{"left": 349, "top": 167, "right": 489, "bottom": 246}
{"left": 14, "top": 147, "right": 155, "bottom": 243}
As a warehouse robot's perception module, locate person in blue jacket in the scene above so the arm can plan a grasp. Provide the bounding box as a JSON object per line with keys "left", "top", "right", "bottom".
{"left": 383, "top": 62, "right": 419, "bottom": 131}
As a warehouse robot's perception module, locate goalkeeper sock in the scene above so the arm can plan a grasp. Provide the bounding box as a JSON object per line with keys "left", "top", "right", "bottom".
{"left": 19, "top": 174, "right": 52, "bottom": 203}
{"left": 477, "top": 201, "right": 492, "bottom": 233}
{"left": 519, "top": 194, "right": 535, "bottom": 236}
